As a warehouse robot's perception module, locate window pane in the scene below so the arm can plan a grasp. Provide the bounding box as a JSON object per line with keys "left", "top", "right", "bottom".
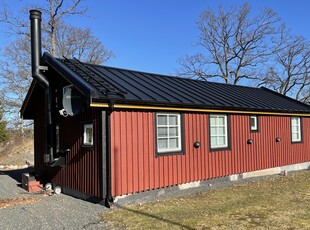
{"left": 218, "top": 136, "right": 225, "bottom": 145}
{"left": 169, "top": 115, "right": 178, "bottom": 125}
{"left": 217, "top": 116, "right": 225, "bottom": 125}
{"left": 84, "top": 124, "right": 93, "bottom": 145}
{"left": 211, "top": 137, "right": 217, "bottom": 146}
{"left": 86, "top": 128, "right": 92, "bottom": 143}
{"left": 158, "top": 127, "right": 168, "bottom": 137}
{"left": 158, "top": 138, "right": 168, "bottom": 149}
{"left": 169, "top": 138, "right": 178, "bottom": 148}
{"left": 169, "top": 127, "right": 178, "bottom": 136}
{"left": 56, "top": 125, "right": 60, "bottom": 152}
{"left": 210, "top": 127, "right": 217, "bottom": 135}
{"left": 250, "top": 117, "right": 255, "bottom": 127}
{"left": 210, "top": 117, "right": 216, "bottom": 125}
{"left": 292, "top": 126, "right": 298, "bottom": 133}
{"left": 291, "top": 118, "right": 297, "bottom": 126}
{"left": 218, "top": 127, "right": 225, "bottom": 135}
{"left": 250, "top": 117, "right": 255, "bottom": 128}
{"left": 158, "top": 115, "right": 167, "bottom": 125}
{"left": 251, "top": 116, "right": 258, "bottom": 131}
{"left": 292, "top": 133, "right": 298, "bottom": 141}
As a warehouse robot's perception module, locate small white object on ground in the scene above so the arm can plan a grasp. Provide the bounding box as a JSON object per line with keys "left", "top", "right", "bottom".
{"left": 54, "top": 186, "right": 62, "bottom": 195}
{"left": 45, "top": 183, "right": 52, "bottom": 190}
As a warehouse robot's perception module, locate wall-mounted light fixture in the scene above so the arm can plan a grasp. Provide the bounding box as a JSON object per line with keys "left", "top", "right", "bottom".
{"left": 247, "top": 139, "right": 253, "bottom": 144}
{"left": 194, "top": 141, "right": 200, "bottom": 148}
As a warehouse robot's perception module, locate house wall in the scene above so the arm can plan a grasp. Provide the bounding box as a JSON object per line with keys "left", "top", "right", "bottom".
{"left": 52, "top": 108, "right": 103, "bottom": 199}
{"left": 110, "top": 110, "right": 310, "bottom": 197}
{"left": 34, "top": 106, "right": 103, "bottom": 199}
{"left": 33, "top": 87, "right": 48, "bottom": 177}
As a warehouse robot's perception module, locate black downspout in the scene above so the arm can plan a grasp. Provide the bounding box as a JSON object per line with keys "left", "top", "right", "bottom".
{"left": 45, "top": 88, "right": 54, "bottom": 164}
{"left": 105, "top": 110, "right": 112, "bottom": 207}
{"left": 104, "top": 97, "right": 117, "bottom": 207}
{"left": 30, "top": 10, "right": 54, "bottom": 164}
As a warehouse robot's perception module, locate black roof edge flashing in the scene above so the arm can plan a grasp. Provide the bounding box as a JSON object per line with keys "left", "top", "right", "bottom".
{"left": 43, "top": 52, "right": 100, "bottom": 103}
{"left": 90, "top": 99, "right": 310, "bottom": 115}
{"left": 260, "top": 87, "right": 310, "bottom": 110}
{"left": 20, "top": 81, "right": 37, "bottom": 117}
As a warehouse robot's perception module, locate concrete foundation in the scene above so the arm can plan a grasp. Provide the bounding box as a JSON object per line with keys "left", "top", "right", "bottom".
{"left": 113, "top": 161, "right": 310, "bottom": 206}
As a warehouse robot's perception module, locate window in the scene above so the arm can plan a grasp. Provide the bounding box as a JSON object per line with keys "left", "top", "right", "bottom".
{"left": 291, "top": 117, "right": 302, "bottom": 142}
{"left": 250, "top": 115, "right": 258, "bottom": 132}
{"left": 210, "top": 114, "right": 229, "bottom": 149}
{"left": 156, "top": 113, "right": 182, "bottom": 154}
{"left": 56, "top": 125, "right": 60, "bottom": 152}
{"left": 83, "top": 123, "right": 94, "bottom": 146}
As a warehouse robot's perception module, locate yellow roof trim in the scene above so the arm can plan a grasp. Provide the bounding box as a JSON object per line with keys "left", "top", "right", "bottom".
{"left": 90, "top": 103, "right": 310, "bottom": 117}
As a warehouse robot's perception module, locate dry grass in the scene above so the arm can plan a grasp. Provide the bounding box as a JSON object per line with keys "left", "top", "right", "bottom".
{"left": 101, "top": 171, "right": 310, "bottom": 229}
{"left": 0, "top": 132, "right": 34, "bottom": 165}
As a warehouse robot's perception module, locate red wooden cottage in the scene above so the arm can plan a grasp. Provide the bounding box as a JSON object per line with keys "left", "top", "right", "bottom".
{"left": 21, "top": 10, "right": 310, "bottom": 206}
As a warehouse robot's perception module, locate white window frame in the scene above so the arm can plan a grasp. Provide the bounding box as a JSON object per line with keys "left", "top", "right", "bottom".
{"left": 83, "top": 123, "right": 94, "bottom": 146}
{"left": 156, "top": 113, "right": 182, "bottom": 154}
{"left": 210, "top": 114, "right": 228, "bottom": 149}
{"left": 250, "top": 115, "right": 258, "bottom": 131}
{"left": 291, "top": 117, "right": 302, "bottom": 142}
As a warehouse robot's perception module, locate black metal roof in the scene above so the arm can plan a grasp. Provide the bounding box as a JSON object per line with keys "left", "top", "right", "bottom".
{"left": 57, "top": 57, "right": 310, "bottom": 114}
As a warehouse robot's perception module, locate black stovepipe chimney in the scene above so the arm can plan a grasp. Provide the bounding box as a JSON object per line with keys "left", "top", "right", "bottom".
{"left": 30, "top": 10, "right": 54, "bottom": 164}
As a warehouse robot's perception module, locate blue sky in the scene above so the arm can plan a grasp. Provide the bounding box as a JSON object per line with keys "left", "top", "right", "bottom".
{"left": 1, "top": 0, "right": 310, "bottom": 76}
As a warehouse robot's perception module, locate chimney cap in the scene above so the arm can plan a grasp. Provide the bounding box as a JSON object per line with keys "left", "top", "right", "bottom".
{"left": 29, "top": 10, "right": 42, "bottom": 20}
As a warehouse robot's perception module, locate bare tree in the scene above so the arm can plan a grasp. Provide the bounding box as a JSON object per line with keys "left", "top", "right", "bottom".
{"left": 0, "top": 37, "right": 32, "bottom": 115}
{"left": 40, "top": 0, "right": 87, "bottom": 56}
{"left": 259, "top": 36, "right": 310, "bottom": 102}
{"left": 177, "top": 3, "right": 285, "bottom": 85}
{"left": 0, "top": 0, "right": 113, "bottom": 63}
{"left": 0, "top": 0, "right": 113, "bottom": 126}
{"left": 54, "top": 23, "right": 113, "bottom": 63}
{"left": 0, "top": 109, "right": 8, "bottom": 142}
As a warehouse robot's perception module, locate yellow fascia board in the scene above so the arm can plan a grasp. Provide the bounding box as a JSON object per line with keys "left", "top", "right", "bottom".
{"left": 90, "top": 103, "right": 310, "bottom": 117}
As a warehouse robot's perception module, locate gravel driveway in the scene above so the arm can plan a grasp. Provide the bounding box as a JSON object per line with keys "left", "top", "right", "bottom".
{"left": 0, "top": 168, "right": 109, "bottom": 230}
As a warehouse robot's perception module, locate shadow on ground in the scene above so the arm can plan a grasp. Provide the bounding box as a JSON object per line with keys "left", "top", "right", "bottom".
{"left": 0, "top": 167, "right": 34, "bottom": 184}
{"left": 114, "top": 204, "right": 195, "bottom": 230}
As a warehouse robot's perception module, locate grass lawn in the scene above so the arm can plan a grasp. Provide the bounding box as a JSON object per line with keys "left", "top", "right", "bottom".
{"left": 101, "top": 171, "right": 310, "bottom": 229}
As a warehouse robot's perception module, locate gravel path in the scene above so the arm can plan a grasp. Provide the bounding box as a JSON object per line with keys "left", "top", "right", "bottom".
{"left": 0, "top": 168, "right": 109, "bottom": 230}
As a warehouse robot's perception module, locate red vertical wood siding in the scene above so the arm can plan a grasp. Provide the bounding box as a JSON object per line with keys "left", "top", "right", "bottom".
{"left": 52, "top": 108, "right": 102, "bottom": 198}
{"left": 34, "top": 108, "right": 102, "bottom": 199}
{"left": 111, "top": 111, "right": 310, "bottom": 197}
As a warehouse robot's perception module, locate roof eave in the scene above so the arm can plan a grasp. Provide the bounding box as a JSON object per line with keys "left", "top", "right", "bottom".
{"left": 20, "top": 80, "right": 37, "bottom": 118}
{"left": 90, "top": 99, "right": 310, "bottom": 116}
{"left": 42, "top": 52, "right": 100, "bottom": 102}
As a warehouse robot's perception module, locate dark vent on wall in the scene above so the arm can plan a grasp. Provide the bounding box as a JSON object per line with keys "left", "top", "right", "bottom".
{"left": 61, "top": 57, "right": 127, "bottom": 97}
